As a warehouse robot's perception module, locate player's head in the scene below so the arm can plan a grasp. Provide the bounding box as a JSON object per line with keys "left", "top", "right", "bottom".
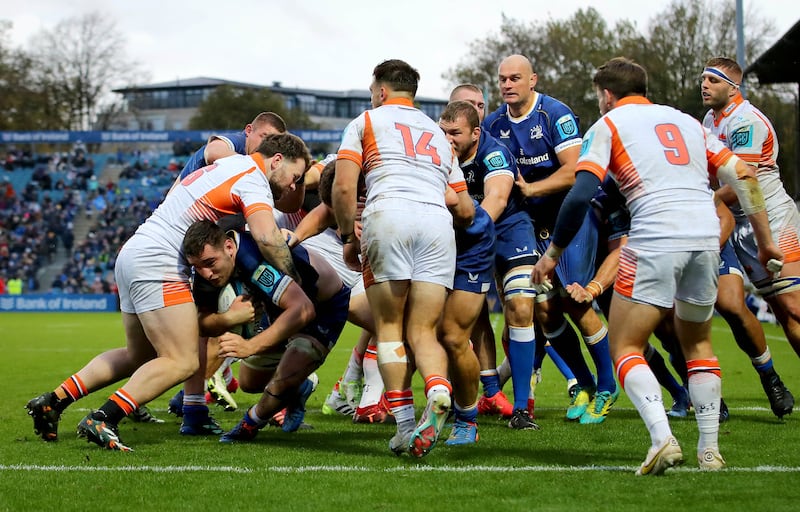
{"left": 370, "top": 59, "right": 419, "bottom": 107}
{"left": 319, "top": 159, "right": 365, "bottom": 208}
{"left": 439, "top": 100, "right": 481, "bottom": 162}
{"left": 450, "top": 84, "right": 486, "bottom": 122}
{"left": 701, "top": 57, "right": 742, "bottom": 111}
{"left": 317, "top": 160, "right": 337, "bottom": 208}
{"left": 183, "top": 220, "right": 236, "bottom": 288}
{"left": 592, "top": 57, "right": 647, "bottom": 115}
{"left": 498, "top": 55, "right": 537, "bottom": 111}
{"left": 255, "top": 133, "right": 311, "bottom": 198}
{"left": 244, "top": 112, "right": 287, "bottom": 153}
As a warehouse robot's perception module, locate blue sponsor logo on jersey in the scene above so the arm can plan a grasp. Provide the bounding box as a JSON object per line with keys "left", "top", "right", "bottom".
{"left": 556, "top": 114, "right": 578, "bottom": 139}
{"left": 483, "top": 150, "right": 510, "bottom": 171}
{"left": 580, "top": 132, "right": 594, "bottom": 157}
{"left": 729, "top": 126, "right": 753, "bottom": 149}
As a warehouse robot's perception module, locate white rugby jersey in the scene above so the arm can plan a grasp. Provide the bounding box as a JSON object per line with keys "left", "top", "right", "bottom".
{"left": 337, "top": 97, "right": 466, "bottom": 207}
{"left": 702, "top": 93, "right": 795, "bottom": 217}
{"left": 578, "top": 96, "right": 733, "bottom": 252}
{"left": 136, "top": 153, "right": 275, "bottom": 254}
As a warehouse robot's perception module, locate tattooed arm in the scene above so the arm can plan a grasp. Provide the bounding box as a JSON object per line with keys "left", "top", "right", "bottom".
{"left": 244, "top": 209, "right": 301, "bottom": 285}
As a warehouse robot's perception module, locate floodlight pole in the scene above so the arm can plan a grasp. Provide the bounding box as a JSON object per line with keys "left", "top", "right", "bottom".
{"left": 736, "top": 0, "right": 747, "bottom": 97}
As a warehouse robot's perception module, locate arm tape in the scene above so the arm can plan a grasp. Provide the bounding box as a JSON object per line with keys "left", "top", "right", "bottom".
{"left": 716, "top": 159, "right": 766, "bottom": 215}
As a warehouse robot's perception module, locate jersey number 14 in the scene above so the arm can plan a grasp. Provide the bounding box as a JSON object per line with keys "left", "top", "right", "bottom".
{"left": 395, "top": 123, "right": 442, "bottom": 165}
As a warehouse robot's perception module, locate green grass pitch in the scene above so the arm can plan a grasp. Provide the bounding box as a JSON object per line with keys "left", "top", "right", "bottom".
{"left": 1, "top": 312, "right": 799, "bottom": 511}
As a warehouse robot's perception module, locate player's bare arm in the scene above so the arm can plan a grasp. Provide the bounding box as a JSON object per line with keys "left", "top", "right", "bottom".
{"left": 290, "top": 203, "right": 336, "bottom": 248}
{"left": 218, "top": 282, "right": 314, "bottom": 358}
{"left": 514, "top": 145, "right": 580, "bottom": 198}
{"left": 198, "top": 295, "right": 254, "bottom": 337}
{"left": 450, "top": 188, "right": 475, "bottom": 228}
{"left": 246, "top": 209, "right": 301, "bottom": 283}
{"left": 481, "top": 174, "right": 513, "bottom": 222}
{"left": 203, "top": 138, "right": 236, "bottom": 165}
{"left": 332, "top": 159, "right": 360, "bottom": 236}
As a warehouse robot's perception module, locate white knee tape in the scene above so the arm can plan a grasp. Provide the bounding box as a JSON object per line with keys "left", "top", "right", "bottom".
{"left": 674, "top": 300, "right": 714, "bottom": 323}
{"left": 502, "top": 269, "right": 536, "bottom": 299}
{"left": 758, "top": 276, "right": 800, "bottom": 298}
{"left": 376, "top": 341, "right": 408, "bottom": 364}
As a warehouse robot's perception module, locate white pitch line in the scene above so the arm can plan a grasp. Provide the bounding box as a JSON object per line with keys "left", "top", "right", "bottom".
{"left": 2, "top": 464, "right": 799, "bottom": 474}
{"left": 0, "top": 464, "right": 251, "bottom": 473}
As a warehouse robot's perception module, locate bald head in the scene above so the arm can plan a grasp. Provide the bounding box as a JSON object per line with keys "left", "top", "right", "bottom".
{"left": 499, "top": 54, "right": 534, "bottom": 75}
{"left": 498, "top": 55, "right": 537, "bottom": 116}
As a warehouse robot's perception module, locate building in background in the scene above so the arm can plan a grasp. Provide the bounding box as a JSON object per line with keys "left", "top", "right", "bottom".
{"left": 111, "top": 77, "right": 448, "bottom": 132}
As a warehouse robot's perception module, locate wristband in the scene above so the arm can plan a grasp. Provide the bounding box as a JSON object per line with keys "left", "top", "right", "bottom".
{"left": 586, "top": 280, "right": 604, "bottom": 298}
{"left": 339, "top": 232, "right": 355, "bottom": 244}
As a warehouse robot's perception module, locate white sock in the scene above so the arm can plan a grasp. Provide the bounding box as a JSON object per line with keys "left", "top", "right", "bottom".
{"left": 498, "top": 357, "right": 511, "bottom": 388}
{"left": 342, "top": 347, "right": 364, "bottom": 383}
{"left": 359, "top": 349, "right": 384, "bottom": 408}
{"left": 621, "top": 363, "right": 672, "bottom": 447}
{"left": 689, "top": 371, "right": 721, "bottom": 454}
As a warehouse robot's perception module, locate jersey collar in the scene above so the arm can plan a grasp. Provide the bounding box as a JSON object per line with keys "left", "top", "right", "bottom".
{"left": 712, "top": 92, "right": 744, "bottom": 126}
{"left": 461, "top": 146, "right": 478, "bottom": 166}
{"left": 616, "top": 95, "right": 651, "bottom": 107}
{"left": 507, "top": 92, "right": 539, "bottom": 122}
{"left": 250, "top": 152, "right": 268, "bottom": 175}
{"left": 383, "top": 97, "right": 415, "bottom": 107}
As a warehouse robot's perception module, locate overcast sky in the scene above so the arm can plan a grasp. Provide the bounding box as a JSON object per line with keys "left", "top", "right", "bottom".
{"left": 4, "top": 0, "right": 799, "bottom": 99}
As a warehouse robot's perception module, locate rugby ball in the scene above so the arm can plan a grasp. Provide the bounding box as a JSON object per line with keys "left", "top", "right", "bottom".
{"left": 217, "top": 283, "right": 243, "bottom": 336}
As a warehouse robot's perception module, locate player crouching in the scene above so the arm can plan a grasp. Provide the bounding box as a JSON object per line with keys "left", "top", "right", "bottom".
{"left": 182, "top": 220, "right": 350, "bottom": 443}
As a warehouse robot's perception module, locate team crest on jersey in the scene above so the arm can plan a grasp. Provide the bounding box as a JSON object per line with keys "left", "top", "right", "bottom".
{"left": 556, "top": 114, "right": 577, "bottom": 139}
{"left": 483, "top": 151, "right": 510, "bottom": 171}
{"left": 499, "top": 129, "right": 511, "bottom": 139}
{"left": 465, "top": 170, "right": 475, "bottom": 183}
{"left": 530, "top": 125, "right": 544, "bottom": 140}
{"left": 729, "top": 126, "right": 753, "bottom": 149}
{"left": 253, "top": 264, "right": 276, "bottom": 289}
{"left": 579, "top": 132, "right": 594, "bottom": 157}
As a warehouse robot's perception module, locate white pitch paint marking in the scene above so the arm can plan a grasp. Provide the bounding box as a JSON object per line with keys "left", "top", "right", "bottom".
{"left": 3, "top": 464, "right": 799, "bottom": 474}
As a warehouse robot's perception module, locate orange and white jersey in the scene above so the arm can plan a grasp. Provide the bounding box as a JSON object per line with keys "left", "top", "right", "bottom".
{"left": 702, "top": 94, "right": 795, "bottom": 216}
{"left": 135, "top": 153, "right": 275, "bottom": 255}
{"left": 337, "top": 97, "right": 464, "bottom": 208}
{"left": 578, "top": 96, "right": 731, "bottom": 252}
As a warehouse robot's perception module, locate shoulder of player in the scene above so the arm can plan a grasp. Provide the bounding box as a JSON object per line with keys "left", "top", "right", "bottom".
{"left": 477, "top": 131, "right": 514, "bottom": 159}
{"left": 537, "top": 94, "right": 576, "bottom": 115}
{"left": 483, "top": 105, "right": 508, "bottom": 127}
{"left": 727, "top": 106, "right": 764, "bottom": 130}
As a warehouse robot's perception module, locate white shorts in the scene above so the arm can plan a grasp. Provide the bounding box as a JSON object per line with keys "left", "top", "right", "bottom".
{"left": 614, "top": 246, "right": 719, "bottom": 309}
{"left": 733, "top": 203, "right": 800, "bottom": 286}
{"left": 301, "top": 228, "right": 365, "bottom": 296}
{"left": 115, "top": 233, "right": 192, "bottom": 314}
{"left": 361, "top": 198, "right": 455, "bottom": 289}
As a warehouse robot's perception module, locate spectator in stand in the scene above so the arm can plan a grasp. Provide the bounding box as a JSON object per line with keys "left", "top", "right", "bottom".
{"left": 7, "top": 273, "right": 22, "bottom": 295}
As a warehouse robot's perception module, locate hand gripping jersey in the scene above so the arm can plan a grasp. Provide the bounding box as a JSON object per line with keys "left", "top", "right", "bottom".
{"left": 180, "top": 131, "right": 247, "bottom": 179}
{"left": 484, "top": 93, "right": 582, "bottom": 227}
{"left": 577, "top": 96, "right": 732, "bottom": 252}
{"left": 461, "top": 130, "right": 528, "bottom": 231}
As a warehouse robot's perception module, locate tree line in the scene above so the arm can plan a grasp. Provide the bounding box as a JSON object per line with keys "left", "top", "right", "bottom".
{"left": 1, "top": 1, "right": 797, "bottom": 194}
{"left": 445, "top": 0, "right": 797, "bottom": 195}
